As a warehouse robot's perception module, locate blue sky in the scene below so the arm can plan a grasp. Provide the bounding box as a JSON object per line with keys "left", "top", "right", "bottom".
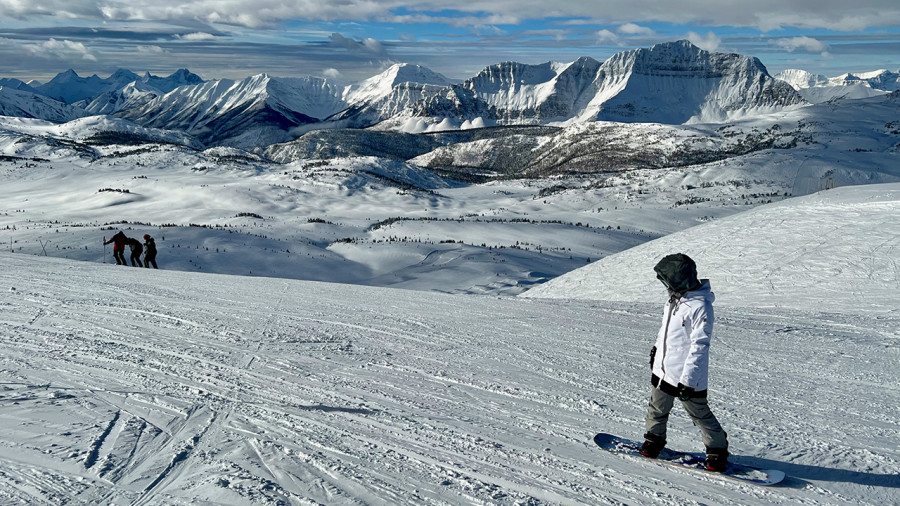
{"left": 1, "top": 1, "right": 899, "bottom": 83}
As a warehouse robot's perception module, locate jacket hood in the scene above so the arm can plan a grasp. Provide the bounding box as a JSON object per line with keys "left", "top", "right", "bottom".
{"left": 654, "top": 253, "right": 701, "bottom": 298}
{"left": 683, "top": 279, "right": 715, "bottom": 304}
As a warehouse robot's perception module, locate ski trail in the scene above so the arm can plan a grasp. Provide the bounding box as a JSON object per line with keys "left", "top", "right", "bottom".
{"left": 83, "top": 410, "right": 121, "bottom": 469}
{"left": 133, "top": 407, "right": 216, "bottom": 504}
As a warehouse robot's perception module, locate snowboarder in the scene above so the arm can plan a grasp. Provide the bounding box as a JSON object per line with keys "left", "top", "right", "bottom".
{"left": 126, "top": 237, "right": 143, "bottom": 267}
{"left": 640, "top": 253, "right": 729, "bottom": 472}
{"left": 143, "top": 234, "right": 158, "bottom": 269}
{"left": 103, "top": 231, "right": 128, "bottom": 265}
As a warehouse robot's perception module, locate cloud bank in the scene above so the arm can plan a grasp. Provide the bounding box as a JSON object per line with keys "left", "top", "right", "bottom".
{"left": 1, "top": 0, "right": 899, "bottom": 31}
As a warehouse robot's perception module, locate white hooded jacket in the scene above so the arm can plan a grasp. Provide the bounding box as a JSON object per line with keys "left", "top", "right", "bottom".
{"left": 651, "top": 280, "right": 715, "bottom": 392}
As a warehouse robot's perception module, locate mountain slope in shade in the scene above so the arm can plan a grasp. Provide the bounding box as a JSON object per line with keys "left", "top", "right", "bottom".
{"left": 34, "top": 69, "right": 141, "bottom": 104}
{"left": 0, "top": 86, "right": 88, "bottom": 123}
{"left": 32, "top": 68, "right": 204, "bottom": 105}
{"left": 116, "top": 74, "right": 345, "bottom": 148}
{"left": 0, "top": 78, "right": 38, "bottom": 94}
{"left": 140, "top": 68, "right": 205, "bottom": 93}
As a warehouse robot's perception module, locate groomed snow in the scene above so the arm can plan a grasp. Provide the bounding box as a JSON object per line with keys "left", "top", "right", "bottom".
{"left": 1, "top": 182, "right": 898, "bottom": 504}
{"left": 523, "top": 183, "right": 900, "bottom": 313}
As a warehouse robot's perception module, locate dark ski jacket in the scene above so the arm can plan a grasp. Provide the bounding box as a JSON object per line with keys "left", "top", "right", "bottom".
{"left": 144, "top": 237, "right": 157, "bottom": 256}
{"left": 126, "top": 238, "right": 143, "bottom": 254}
{"left": 104, "top": 231, "right": 128, "bottom": 251}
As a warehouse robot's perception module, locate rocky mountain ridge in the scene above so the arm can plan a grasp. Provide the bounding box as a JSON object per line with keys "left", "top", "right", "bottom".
{"left": 0, "top": 41, "right": 895, "bottom": 150}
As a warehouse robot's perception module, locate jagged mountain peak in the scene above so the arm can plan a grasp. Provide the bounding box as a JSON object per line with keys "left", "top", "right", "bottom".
{"left": 141, "top": 68, "right": 205, "bottom": 93}
{"left": 109, "top": 68, "right": 140, "bottom": 79}
{"left": 603, "top": 40, "right": 770, "bottom": 78}
{"left": 344, "top": 63, "right": 452, "bottom": 105}
{"left": 775, "top": 69, "right": 830, "bottom": 89}
{"left": 385, "top": 63, "right": 452, "bottom": 85}
{"left": 56, "top": 69, "right": 80, "bottom": 80}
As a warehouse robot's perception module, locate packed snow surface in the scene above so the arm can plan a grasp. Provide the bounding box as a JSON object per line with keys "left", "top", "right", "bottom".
{"left": 525, "top": 183, "right": 900, "bottom": 313}
{"left": 1, "top": 184, "right": 898, "bottom": 504}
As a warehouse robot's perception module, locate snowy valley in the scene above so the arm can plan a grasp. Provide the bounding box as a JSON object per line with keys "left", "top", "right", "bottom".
{"left": 1, "top": 40, "right": 899, "bottom": 504}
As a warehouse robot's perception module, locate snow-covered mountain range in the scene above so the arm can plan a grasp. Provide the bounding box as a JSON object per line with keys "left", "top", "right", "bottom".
{"left": 7, "top": 41, "right": 895, "bottom": 149}
{"left": 0, "top": 86, "right": 88, "bottom": 123}
{"left": 113, "top": 74, "right": 344, "bottom": 147}
{"left": 776, "top": 68, "right": 900, "bottom": 103}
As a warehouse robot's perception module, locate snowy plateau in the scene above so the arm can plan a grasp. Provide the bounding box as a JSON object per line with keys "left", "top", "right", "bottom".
{"left": 0, "top": 40, "right": 899, "bottom": 504}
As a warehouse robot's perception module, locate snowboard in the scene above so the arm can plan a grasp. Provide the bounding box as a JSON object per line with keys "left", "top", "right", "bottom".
{"left": 593, "top": 433, "right": 785, "bottom": 486}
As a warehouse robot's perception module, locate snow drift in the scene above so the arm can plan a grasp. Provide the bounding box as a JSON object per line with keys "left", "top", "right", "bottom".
{"left": 524, "top": 183, "right": 900, "bottom": 314}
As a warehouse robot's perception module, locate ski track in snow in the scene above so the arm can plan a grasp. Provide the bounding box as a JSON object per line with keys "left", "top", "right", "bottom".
{"left": 1, "top": 253, "right": 898, "bottom": 504}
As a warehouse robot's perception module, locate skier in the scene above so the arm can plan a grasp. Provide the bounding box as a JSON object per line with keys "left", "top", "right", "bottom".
{"left": 103, "top": 231, "right": 128, "bottom": 265}
{"left": 640, "top": 253, "right": 729, "bottom": 472}
{"left": 143, "top": 234, "right": 158, "bottom": 269}
{"left": 126, "top": 237, "right": 143, "bottom": 267}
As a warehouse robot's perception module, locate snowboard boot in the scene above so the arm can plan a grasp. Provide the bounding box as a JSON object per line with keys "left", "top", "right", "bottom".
{"left": 639, "top": 433, "right": 666, "bottom": 458}
{"left": 704, "top": 447, "right": 729, "bottom": 472}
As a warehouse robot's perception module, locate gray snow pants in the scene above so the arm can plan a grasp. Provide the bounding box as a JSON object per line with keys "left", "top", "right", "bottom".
{"left": 645, "top": 386, "right": 728, "bottom": 449}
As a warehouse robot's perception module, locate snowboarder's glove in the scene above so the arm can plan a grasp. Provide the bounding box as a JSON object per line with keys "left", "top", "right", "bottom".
{"left": 676, "top": 383, "right": 695, "bottom": 401}
{"left": 649, "top": 346, "right": 657, "bottom": 368}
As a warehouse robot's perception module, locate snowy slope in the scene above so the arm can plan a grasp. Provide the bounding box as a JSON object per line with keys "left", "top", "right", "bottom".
{"left": 80, "top": 81, "right": 163, "bottom": 115}
{"left": 409, "top": 91, "right": 900, "bottom": 180}
{"left": 323, "top": 64, "right": 454, "bottom": 130}
{"left": 831, "top": 70, "right": 900, "bottom": 92}
{"left": 2, "top": 88, "right": 899, "bottom": 295}
{"left": 776, "top": 68, "right": 900, "bottom": 103}
{"left": 0, "top": 115, "right": 202, "bottom": 151}
{"left": 776, "top": 69, "right": 831, "bottom": 89}
{"left": 116, "top": 74, "right": 344, "bottom": 148}
{"left": 342, "top": 63, "right": 453, "bottom": 106}
{"left": 585, "top": 41, "right": 804, "bottom": 124}
{"left": 0, "top": 86, "right": 88, "bottom": 123}
{"left": 0, "top": 235, "right": 898, "bottom": 503}
{"left": 524, "top": 182, "right": 900, "bottom": 313}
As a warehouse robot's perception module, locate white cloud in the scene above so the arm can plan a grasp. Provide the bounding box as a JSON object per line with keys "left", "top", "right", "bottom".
{"left": 23, "top": 38, "right": 98, "bottom": 62}
{"left": 322, "top": 68, "right": 343, "bottom": 80}
{"left": 773, "top": 36, "right": 829, "bottom": 54}
{"left": 137, "top": 45, "right": 167, "bottom": 54}
{"left": 2, "top": 0, "right": 900, "bottom": 33}
{"left": 176, "top": 32, "right": 217, "bottom": 41}
{"left": 362, "top": 38, "right": 384, "bottom": 53}
{"left": 686, "top": 31, "right": 721, "bottom": 52}
{"left": 596, "top": 29, "right": 620, "bottom": 44}
{"left": 617, "top": 23, "right": 654, "bottom": 36}
{"left": 330, "top": 33, "right": 388, "bottom": 56}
